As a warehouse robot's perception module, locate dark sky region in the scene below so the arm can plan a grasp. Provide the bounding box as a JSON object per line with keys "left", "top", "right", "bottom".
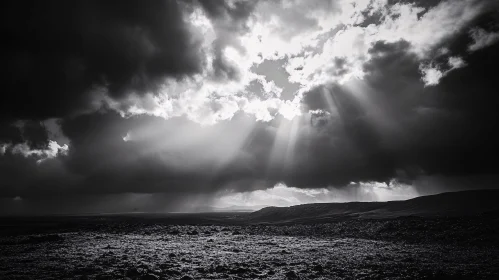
{"left": 1, "top": 0, "right": 499, "bottom": 214}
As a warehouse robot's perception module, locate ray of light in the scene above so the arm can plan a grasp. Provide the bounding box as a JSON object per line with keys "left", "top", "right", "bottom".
{"left": 284, "top": 116, "right": 301, "bottom": 173}
{"left": 322, "top": 86, "right": 341, "bottom": 121}
{"left": 195, "top": 116, "right": 261, "bottom": 195}
{"left": 123, "top": 115, "right": 259, "bottom": 182}
{"left": 342, "top": 78, "right": 399, "bottom": 134}
{"left": 300, "top": 112, "right": 314, "bottom": 166}
{"left": 266, "top": 115, "right": 302, "bottom": 179}
{"left": 209, "top": 119, "right": 259, "bottom": 175}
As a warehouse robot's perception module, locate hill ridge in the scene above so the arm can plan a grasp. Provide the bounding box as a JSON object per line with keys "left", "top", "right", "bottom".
{"left": 248, "top": 189, "right": 499, "bottom": 223}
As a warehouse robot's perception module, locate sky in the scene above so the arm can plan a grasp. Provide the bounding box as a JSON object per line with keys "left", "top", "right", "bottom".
{"left": 1, "top": 0, "right": 499, "bottom": 215}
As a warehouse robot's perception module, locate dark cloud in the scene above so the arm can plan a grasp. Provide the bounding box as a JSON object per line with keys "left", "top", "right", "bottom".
{"left": 198, "top": 0, "right": 259, "bottom": 81}
{"left": 387, "top": 0, "right": 445, "bottom": 10}
{"left": 0, "top": 121, "right": 49, "bottom": 149}
{"left": 21, "top": 121, "right": 50, "bottom": 150}
{"left": 1, "top": 0, "right": 499, "bottom": 214}
{"left": 0, "top": 193, "right": 216, "bottom": 216}
{"left": 0, "top": 147, "right": 77, "bottom": 198}
{"left": 2, "top": 36, "right": 499, "bottom": 201}
{"left": 357, "top": 0, "right": 445, "bottom": 28}
{"left": 198, "top": 0, "right": 257, "bottom": 32}
{"left": 211, "top": 41, "right": 242, "bottom": 81}
{"left": 300, "top": 33, "right": 499, "bottom": 186}
{"left": 0, "top": 0, "right": 203, "bottom": 121}
{"left": 0, "top": 111, "right": 275, "bottom": 200}
{"left": 0, "top": 122, "right": 23, "bottom": 146}
{"left": 0, "top": 0, "right": 262, "bottom": 150}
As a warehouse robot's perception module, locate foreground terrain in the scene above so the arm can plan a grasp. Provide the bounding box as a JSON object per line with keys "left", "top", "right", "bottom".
{"left": 1, "top": 190, "right": 498, "bottom": 279}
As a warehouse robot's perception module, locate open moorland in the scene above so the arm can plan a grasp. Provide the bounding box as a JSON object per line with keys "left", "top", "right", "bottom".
{"left": 1, "top": 190, "right": 498, "bottom": 279}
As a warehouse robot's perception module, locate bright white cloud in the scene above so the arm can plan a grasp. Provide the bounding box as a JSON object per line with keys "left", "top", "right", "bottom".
{"left": 286, "top": 0, "right": 491, "bottom": 90}
{"left": 420, "top": 56, "right": 467, "bottom": 86}
{"left": 468, "top": 28, "right": 499, "bottom": 52}
{"left": 448, "top": 56, "right": 467, "bottom": 69}
{"left": 420, "top": 65, "right": 444, "bottom": 86}
{"left": 0, "top": 143, "right": 8, "bottom": 155}
{"left": 102, "top": 0, "right": 493, "bottom": 124}
{"left": 7, "top": 140, "right": 69, "bottom": 164}
{"left": 123, "top": 131, "right": 132, "bottom": 142}
{"left": 372, "top": 0, "right": 487, "bottom": 56}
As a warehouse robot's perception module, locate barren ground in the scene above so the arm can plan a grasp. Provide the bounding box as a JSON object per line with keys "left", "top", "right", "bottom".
{"left": 1, "top": 214, "right": 498, "bottom": 279}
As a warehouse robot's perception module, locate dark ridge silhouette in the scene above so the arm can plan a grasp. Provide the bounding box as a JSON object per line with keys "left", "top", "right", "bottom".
{"left": 248, "top": 189, "right": 499, "bottom": 223}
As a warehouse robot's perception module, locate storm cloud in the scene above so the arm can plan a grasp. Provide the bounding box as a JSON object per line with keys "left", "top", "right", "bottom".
{"left": 1, "top": 0, "right": 499, "bottom": 214}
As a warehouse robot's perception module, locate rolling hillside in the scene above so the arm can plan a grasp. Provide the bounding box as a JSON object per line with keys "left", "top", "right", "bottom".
{"left": 247, "top": 189, "right": 499, "bottom": 223}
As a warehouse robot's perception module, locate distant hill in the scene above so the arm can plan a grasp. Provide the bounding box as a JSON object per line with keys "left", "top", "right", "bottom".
{"left": 247, "top": 189, "right": 499, "bottom": 223}
{"left": 188, "top": 205, "right": 269, "bottom": 213}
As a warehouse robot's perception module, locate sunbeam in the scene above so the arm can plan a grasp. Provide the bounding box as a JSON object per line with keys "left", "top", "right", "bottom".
{"left": 266, "top": 115, "right": 302, "bottom": 179}
{"left": 322, "top": 86, "right": 341, "bottom": 121}
{"left": 343, "top": 78, "right": 400, "bottom": 135}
